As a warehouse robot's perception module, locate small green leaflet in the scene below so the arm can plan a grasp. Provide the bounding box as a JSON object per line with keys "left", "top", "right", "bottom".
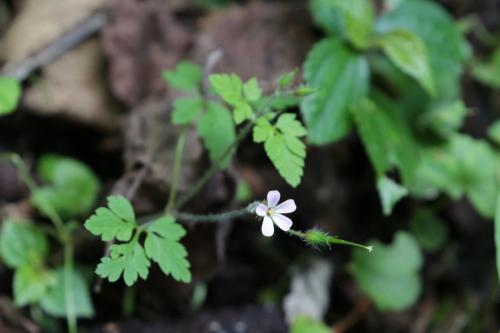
{"left": 162, "top": 61, "right": 203, "bottom": 92}
{"left": 0, "top": 77, "right": 21, "bottom": 115}
{"left": 301, "top": 38, "right": 369, "bottom": 144}
{"left": 375, "top": 29, "right": 436, "bottom": 96}
{"left": 85, "top": 196, "right": 137, "bottom": 242}
{"left": 377, "top": 176, "right": 408, "bottom": 216}
{"left": 172, "top": 97, "right": 204, "bottom": 125}
{"left": 350, "top": 231, "right": 423, "bottom": 311}
{"left": 32, "top": 154, "right": 101, "bottom": 219}
{"left": 40, "top": 267, "right": 95, "bottom": 318}
{"left": 96, "top": 242, "right": 150, "bottom": 287}
{"left": 197, "top": 102, "right": 237, "bottom": 169}
{"left": 0, "top": 219, "right": 48, "bottom": 268}
{"left": 254, "top": 113, "right": 307, "bottom": 187}
{"left": 144, "top": 216, "right": 191, "bottom": 283}
{"left": 14, "top": 265, "right": 55, "bottom": 306}
{"left": 209, "top": 74, "right": 262, "bottom": 124}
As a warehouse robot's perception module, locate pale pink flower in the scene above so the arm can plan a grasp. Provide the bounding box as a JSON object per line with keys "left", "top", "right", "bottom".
{"left": 255, "top": 190, "right": 296, "bottom": 237}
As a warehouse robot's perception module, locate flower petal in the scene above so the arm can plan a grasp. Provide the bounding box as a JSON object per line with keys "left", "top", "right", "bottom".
{"left": 274, "top": 199, "right": 296, "bottom": 214}
{"left": 267, "top": 190, "right": 281, "bottom": 208}
{"left": 255, "top": 204, "right": 268, "bottom": 217}
{"left": 273, "top": 213, "right": 293, "bottom": 232}
{"left": 261, "top": 216, "right": 274, "bottom": 237}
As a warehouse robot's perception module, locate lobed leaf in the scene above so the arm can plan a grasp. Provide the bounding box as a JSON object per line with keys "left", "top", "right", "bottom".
{"left": 162, "top": 61, "right": 203, "bottom": 92}
{"left": 172, "top": 97, "right": 204, "bottom": 125}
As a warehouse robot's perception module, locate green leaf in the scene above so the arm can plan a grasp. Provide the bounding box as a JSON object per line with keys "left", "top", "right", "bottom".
{"left": 14, "top": 265, "right": 55, "bottom": 306}
{"left": 330, "top": 0, "right": 375, "bottom": 48}
{"left": 420, "top": 100, "right": 467, "bottom": 138}
{"left": 301, "top": 38, "right": 369, "bottom": 144}
{"left": 487, "top": 120, "right": 500, "bottom": 145}
{"left": 253, "top": 117, "right": 274, "bottom": 143}
{"left": 291, "top": 316, "right": 331, "bottom": 333}
{"left": 40, "top": 267, "right": 95, "bottom": 318}
{"left": 96, "top": 242, "right": 150, "bottom": 287}
{"left": 197, "top": 102, "right": 237, "bottom": 169}
{"left": 471, "top": 47, "right": 500, "bottom": 89}
{"left": 172, "top": 97, "right": 203, "bottom": 125}
{"left": 495, "top": 194, "right": 500, "bottom": 283}
{"left": 162, "top": 61, "right": 203, "bottom": 92}
{"left": 309, "top": 0, "right": 343, "bottom": 35}
{"left": 410, "top": 209, "right": 448, "bottom": 252}
{"left": 243, "top": 78, "right": 262, "bottom": 102}
{"left": 377, "top": 176, "right": 408, "bottom": 216}
{"left": 32, "top": 155, "right": 100, "bottom": 219}
{"left": 264, "top": 132, "right": 305, "bottom": 188}
{"left": 376, "top": 0, "right": 468, "bottom": 100}
{"left": 277, "top": 69, "right": 298, "bottom": 88}
{"left": 144, "top": 216, "right": 191, "bottom": 283}
{"left": 209, "top": 73, "right": 243, "bottom": 106}
{"left": 375, "top": 29, "right": 435, "bottom": 95}
{"left": 0, "top": 220, "right": 48, "bottom": 268}
{"left": 0, "top": 77, "right": 21, "bottom": 115}
{"left": 276, "top": 113, "right": 307, "bottom": 137}
{"left": 85, "top": 195, "right": 137, "bottom": 242}
{"left": 350, "top": 231, "right": 423, "bottom": 311}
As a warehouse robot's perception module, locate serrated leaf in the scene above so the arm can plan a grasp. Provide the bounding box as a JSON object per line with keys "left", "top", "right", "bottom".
{"left": 0, "top": 220, "right": 48, "bottom": 268}
{"left": 39, "top": 267, "right": 94, "bottom": 318}
{"left": 376, "top": 0, "right": 468, "bottom": 100}
{"left": 276, "top": 113, "right": 307, "bottom": 137}
{"left": 253, "top": 117, "right": 274, "bottom": 143}
{"left": 198, "top": 102, "right": 237, "bottom": 169}
{"left": 301, "top": 38, "right": 369, "bottom": 144}
{"left": 96, "top": 242, "right": 150, "bottom": 287}
{"left": 264, "top": 132, "right": 305, "bottom": 188}
{"left": 377, "top": 176, "right": 408, "bottom": 216}
{"left": 162, "top": 61, "right": 202, "bottom": 92}
{"left": 291, "top": 316, "right": 331, "bottom": 333}
{"left": 330, "top": 0, "right": 375, "bottom": 48}
{"left": 14, "top": 265, "right": 55, "bottom": 306}
{"left": 85, "top": 196, "right": 137, "bottom": 242}
{"left": 209, "top": 73, "right": 243, "bottom": 106}
{"left": 376, "top": 29, "right": 435, "bottom": 95}
{"left": 32, "top": 155, "right": 100, "bottom": 219}
{"left": 172, "top": 97, "right": 203, "bottom": 125}
{"left": 487, "top": 120, "right": 500, "bottom": 145}
{"left": 350, "top": 231, "right": 423, "bottom": 311}
{"left": 243, "top": 78, "right": 262, "bottom": 102}
{"left": 0, "top": 77, "right": 21, "bottom": 115}
{"left": 144, "top": 216, "right": 191, "bottom": 283}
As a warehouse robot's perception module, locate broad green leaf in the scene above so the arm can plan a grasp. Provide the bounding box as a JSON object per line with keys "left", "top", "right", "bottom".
{"left": 291, "top": 316, "right": 331, "bottom": 333}
{"left": 144, "top": 216, "right": 191, "bottom": 283}
{"left": 410, "top": 209, "right": 448, "bottom": 252}
{"left": 172, "top": 97, "right": 203, "bottom": 125}
{"left": 85, "top": 195, "right": 137, "bottom": 242}
{"left": 375, "top": 29, "right": 435, "bottom": 95}
{"left": 376, "top": 0, "right": 468, "bottom": 100}
{"left": 40, "top": 267, "right": 95, "bottom": 318}
{"left": 264, "top": 132, "right": 305, "bottom": 188}
{"left": 487, "top": 120, "right": 500, "bottom": 145}
{"left": 471, "top": 47, "right": 500, "bottom": 89}
{"left": 0, "top": 77, "right": 21, "bottom": 115}
{"left": 14, "top": 265, "right": 55, "bottom": 306}
{"left": 350, "top": 231, "right": 423, "bottom": 311}
{"left": 209, "top": 73, "right": 243, "bottom": 106}
{"left": 243, "top": 78, "right": 262, "bottom": 102}
{"left": 377, "top": 176, "right": 408, "bottom": 216}
{"left": 330, "top": 0, "right": 375, "bottom": 48}
{"left": 197, "top": 102, "right": 236, "bottom": 169}
{"left": 302, "top": 38, "right": 369, "bottom": 144}
{"left": 309, "top": 0, "right": 343, "bottom": 35}
{"left": 0, "top": 220, "right": 48, "bottom": 268}
{"left": 495, "top": 194, "right": 500, "bottom": 283}
{"left": 96, "top": 242, "right": 150, "bottom": 287}
{"left": 32, "top": 155, "right": 100, "bottom": 219}
{"left": 162, "top": 61, "right": 202, "bottom": 92}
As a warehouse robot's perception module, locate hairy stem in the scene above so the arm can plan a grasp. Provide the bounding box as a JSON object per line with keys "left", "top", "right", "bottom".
{"left": 166, "top": 127, "right": 188, "bottom": 213}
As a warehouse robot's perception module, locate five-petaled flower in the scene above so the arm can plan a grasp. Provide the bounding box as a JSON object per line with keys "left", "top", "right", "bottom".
{"left": 256, "top": 190, "right": 296, "bottom": 237}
